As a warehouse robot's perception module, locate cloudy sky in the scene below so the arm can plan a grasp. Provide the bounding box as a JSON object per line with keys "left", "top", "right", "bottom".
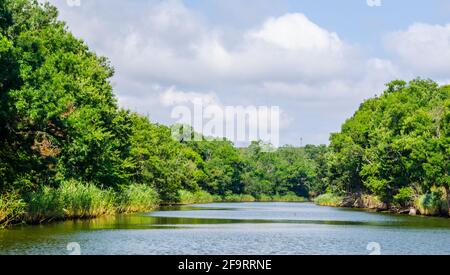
{"left": 42, "top": 0, "right": 450, "bottom": 146}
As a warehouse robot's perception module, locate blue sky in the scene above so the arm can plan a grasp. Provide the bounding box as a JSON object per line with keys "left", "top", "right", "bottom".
{"left": 44, "top": 0, "right": 450, "bottom": 146}
{"left": 184, "top": 0, "right": 450, "bottom": 53}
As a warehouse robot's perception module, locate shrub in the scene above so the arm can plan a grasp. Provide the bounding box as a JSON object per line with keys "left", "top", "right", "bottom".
{"left": 177, "top": 190, "right": 196, "bottom": 204}
{"left": 314, "top": 193, "right": 343, "bottom": 206}
{"left": 25, "top": 180, "right": 115, "bottom": 223}
{"left": 26, "top": 185, "right": 63, "bottom": 222}
{"left": 211, "top": 195, "right": 224, "bottom": 202}
{"left": 116, "top": 184, "right": 159, "bottom": 213}
{"left": 272, "top": 192, "right": 307, "bottom": 202}
{"left": 360, "top": 194, "right": 385, "bottom": 209}
{"left": 192, "top": 190, "right": 214, "bottom": 204}
{"left": 222, "top": 194, "right": 256, "bottom": 202}
{"left": 416, "top": 188, "right": 449, "bottom": 216}
{"left": 394, "top": 187, "right": 415, "bottom": 207}
{"left": 0, "top": 192, "right": 26, "bottom": 228}
{"left": 255, "top": 194, "right": 272, "bottom": 202}
{"left": 177, "top": 190, "right": 214, "bottom": 204}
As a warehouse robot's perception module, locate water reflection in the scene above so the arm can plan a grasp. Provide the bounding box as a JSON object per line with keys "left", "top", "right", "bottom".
{"left": 1, "top": 202, "right": 449, "bottom": 255}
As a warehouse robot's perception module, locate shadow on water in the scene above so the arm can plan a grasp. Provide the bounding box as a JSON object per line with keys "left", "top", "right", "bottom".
{"left": 1, "top": 202, "right": 450, "bottom": 254}
{"left": 148, "top": 202, "right": 450, "bottom": 229}
{"left": 4, "top": 202, "right": 450, "bottom": 231}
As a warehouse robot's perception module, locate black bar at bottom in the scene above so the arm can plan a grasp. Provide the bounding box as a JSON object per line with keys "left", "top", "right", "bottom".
{"left": 3, "top": 255, "right": 448, "bottom": 273}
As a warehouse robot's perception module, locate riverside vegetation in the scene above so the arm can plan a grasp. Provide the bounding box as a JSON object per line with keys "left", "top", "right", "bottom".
{"left": 315, "top": 79, "right": 450, "bottom": 217}
{"left": 0, "top": 0, "right": 449, "bottom": 228}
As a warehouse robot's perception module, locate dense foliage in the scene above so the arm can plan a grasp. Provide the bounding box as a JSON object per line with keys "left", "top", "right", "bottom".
{"left": 0, "top": 0, "right": 316, "bottom": 226}
{"left": 326, "top": 79, "right": 450, "bottom": 213}
{"left": 239, "top": 142, "right": 320, "bottom": 199}
{"left": 1, "top": 1, "right": 449, "bottom": 227}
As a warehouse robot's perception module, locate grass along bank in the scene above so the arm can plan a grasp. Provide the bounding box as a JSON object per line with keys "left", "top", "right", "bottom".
{"left": 314, "top": 188, "right": 450, "bottom": 218}
{"left": 116, "top": 184, "right": 160, "bottom": 213}
{"left": 314, "top": 193, "right": 343, "bottom": 207}
{"left": 0, "top": 192, "right": 26, "bottom": 229}
{"left": 1, "top": 181, "right": 160, "bottom": 227}
{"left": 314, "top": 193, "right": 392, "bottom": 209}
{"left": 415, "top": 188, "right": 449, "bottom": 216}
{"left": 174, "top": 190, "right": 308, "bottom": 204}
{"left": 1, "top": 183, "right": 308, "bottom": 228}
{"left": 25, "top": 180, "right": 117, "bottom": 224}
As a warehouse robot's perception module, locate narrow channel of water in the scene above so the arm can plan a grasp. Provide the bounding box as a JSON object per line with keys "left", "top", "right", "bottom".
{"left": 1, "top": 202, "right": 449, "bottom": 255}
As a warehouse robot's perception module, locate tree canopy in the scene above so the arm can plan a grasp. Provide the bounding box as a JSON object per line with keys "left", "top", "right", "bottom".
{"left": 1, "top": 0, "right": 449, "bottom": 226}
{"left": 0, "top": 0, "right": 319, "bottom": 206}
{"left": 327, "top": 79, "right": 449, "bottom": 207}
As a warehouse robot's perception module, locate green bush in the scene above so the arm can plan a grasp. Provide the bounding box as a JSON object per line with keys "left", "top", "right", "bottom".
{"left": 314, "top": 193, "right": 343, "bottom": 206}
{"left": 359, "top": 194, "right": 385, "bottom": 209}
{"left": 177, "top": 190, "right": 196, "bottom": 204}
{"left": 0, "top": 192, "right": 26, "bottom": 228}
{"left": 272, "top": 193, "right": 307, "bottom": 202}
{"left": 394, "top": 187, "right": 415, "bottom": 207}
{"left": 416, "top": 189, "right": 449, "bottom": 216}
{"left": 193, "top": 190, "right": 214, "bottom": 204}
{"left": 222, "top": 194, "right": 256, "bottom": 202}
{"left": 25, "top": 180, "right": 115, "bottom": 223}
{"left": 116, "top": 184, "right": 159, "bottom": 213}
{"left": 177, "top": 190, "right": 214, "bottom": 204}
{"left": 211, "top": 195, "right": 224, "bottom": 202}
{"left": 255, "top": 194, "right": 272, "bottom": 202}
{"left": 25, "top": 186, "right": 62, "bottom": 222}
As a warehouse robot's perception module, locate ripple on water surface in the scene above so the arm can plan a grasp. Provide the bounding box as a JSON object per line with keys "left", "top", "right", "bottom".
{"left": 1, "top": 202, "right": 450, "bottom": 255}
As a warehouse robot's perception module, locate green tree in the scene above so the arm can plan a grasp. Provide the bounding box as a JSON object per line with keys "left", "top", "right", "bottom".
{"left": 327, "top": 79, "right": 450, "bottom": 207}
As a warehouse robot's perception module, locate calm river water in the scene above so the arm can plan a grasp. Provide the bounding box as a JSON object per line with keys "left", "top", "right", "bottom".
{"left": 1, "top": 202, "right": 450, "bottom": 255}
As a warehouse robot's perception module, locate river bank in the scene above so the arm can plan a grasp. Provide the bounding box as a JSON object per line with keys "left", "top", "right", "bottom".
{"left": 0, "top": 181, "right": 160, "bottom": 228}
{"left": 3, "top": 202, "right": 450, "bottom": 255}
{"left": 314, "top": 192, "right": 450, "bottom": 218}
{"left": 5, "top": 183, "right": 450, "bottom": 230}
{"left": 0, "top": 182, "right": 307, "bottom": 228}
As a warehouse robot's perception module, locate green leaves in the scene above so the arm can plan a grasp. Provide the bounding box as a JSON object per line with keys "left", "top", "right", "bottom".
{"left": 328, "top": 78, "right": 450, "bottom": 206}
{"left": 0, "top": 0, "right": 125, "bottom": 191}
{"left": 238, "top": 142, "right": 321, "bottom": 198}
{"left": 2, "top": 0, "right": 449, "bottom": 222}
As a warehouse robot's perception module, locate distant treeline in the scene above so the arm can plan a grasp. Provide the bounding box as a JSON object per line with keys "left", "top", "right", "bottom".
{"left": 0, "top": 1, "right": 449, "bottom": 227}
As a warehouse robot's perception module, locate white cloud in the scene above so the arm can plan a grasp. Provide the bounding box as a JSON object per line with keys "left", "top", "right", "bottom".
{"left": 42, "top": 0, "right": 416, "bottom": 145}
{"left": 249, "top": 13, "right": 343, "bottom": 52}
{"left": 159, "top": 87, "right": 291, "bottom": 128}
{"left": 44, "top": 0, "right": 373, "bottom": 90}
{"left": 160, "top": 86, "right": 220, "bottom": 107}
{"left": 258, "top": 58, "right": 398, "bottom": 102}
{"left": 98, "top": 1, "right": 364, "bottom": 87}
{"left": 159, "top": 86, "right": 290, "bottom": 147}
{"left": 384, "top": 23, "right": 450, "bottom": 77}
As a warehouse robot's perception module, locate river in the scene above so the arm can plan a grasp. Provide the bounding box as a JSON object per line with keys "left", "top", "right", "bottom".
{"left": 1, "top": 202, "right": 449, "bottom": 255}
